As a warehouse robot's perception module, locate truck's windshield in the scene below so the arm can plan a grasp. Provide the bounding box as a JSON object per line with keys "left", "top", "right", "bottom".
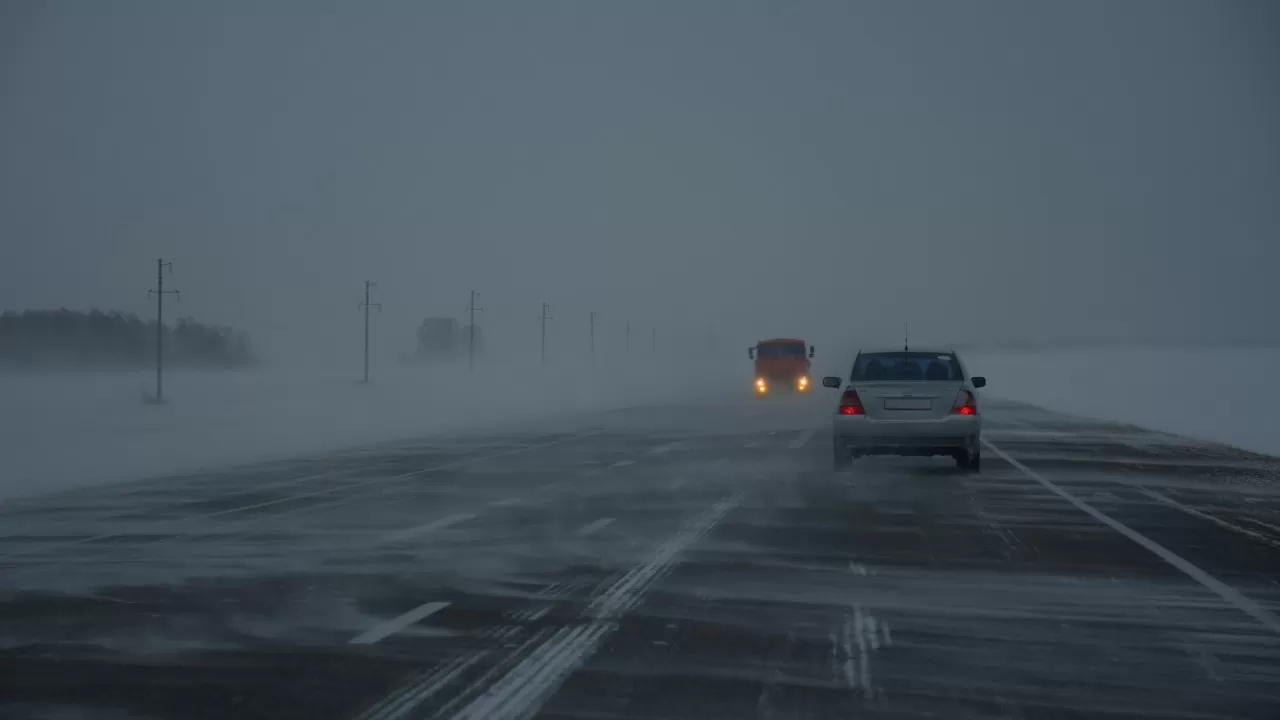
{"left": 757, "top": 343, "right": 807, "bottom": 358}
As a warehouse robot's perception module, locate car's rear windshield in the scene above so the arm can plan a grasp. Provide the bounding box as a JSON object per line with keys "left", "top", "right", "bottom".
{"left": 757, "top": 343, "right": 806, "bottom": 358}
{"left": 850, "top": 352, "right": 963, "bottom": 382}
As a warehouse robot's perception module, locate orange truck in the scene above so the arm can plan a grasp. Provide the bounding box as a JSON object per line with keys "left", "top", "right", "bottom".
{"left": 748, "top": 338, "right": 815, "bottom": 394}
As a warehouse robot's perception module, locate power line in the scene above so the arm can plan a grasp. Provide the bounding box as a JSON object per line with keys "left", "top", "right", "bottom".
{"left": 540, "top": 302, "right": 552, "bottom": 365}
{"left": 467, "top": 290, "right": 483, "bottom": 373}
{"left": 359, "top": 280, "right": 381, "bottom": 383}
{"left": 146, "top": 258, "right": 179, "bottom": 404}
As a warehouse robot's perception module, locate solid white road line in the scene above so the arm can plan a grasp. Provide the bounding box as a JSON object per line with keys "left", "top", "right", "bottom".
{"left": 789, "top": 429, "right": 816, "bottom": 449}
{"left": 354, "top": 655, "right": 489, "bottom": 720}
{"left": 357, "top": 583, "right": 590, "bottom": 720}
{"left": 611, "top": 459, "right": 636, "bottom": 467}
{"left": 853, "top": 606, "right": 872, "bottom": 698}
{"left": 648, "top": 442, "right": 681, "bottom": 455}
{"left": 1137, "top": 488, "right": 1280, "bottom": 551}
{"left": 984, "top": 439, "right": 1280, "bottom": 637}
{"left": 350, "top": 601, "right": 450, "bottom": 645}
{"left": 381, "top": 513, "right": 475, "bottom": 544}
{"left": 576, "top": 518, "right": 614, "bottom": 537}
{"left": 988, "top": 429, "right": 1075, "bottom": 438}
{"left": 840, "top": 616, "right": 858, "bottom": 693}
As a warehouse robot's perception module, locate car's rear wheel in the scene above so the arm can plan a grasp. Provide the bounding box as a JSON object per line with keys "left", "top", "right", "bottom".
{"left": 833, "top": 445, "right": 852, "bottom": 471}
{"left": 954, "top": 447, "right": 981, "bottom": 472}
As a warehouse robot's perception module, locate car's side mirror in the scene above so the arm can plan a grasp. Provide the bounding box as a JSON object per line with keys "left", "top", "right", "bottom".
{"left": 822, "top": 376, "right": 842, "bottom": 389}
{"left": 809, "top": 345, "right": 815, "bottom": 358}
{"left": 971, "top": 376, "right": 986, "bottom": 389}
{"left": 747, "top": 348, "right": 754, "bottom": 359}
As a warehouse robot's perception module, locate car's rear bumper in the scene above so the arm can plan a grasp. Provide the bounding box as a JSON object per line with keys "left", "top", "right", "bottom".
{"left": 833, "top": 415, "right": 980, "bottom": 456}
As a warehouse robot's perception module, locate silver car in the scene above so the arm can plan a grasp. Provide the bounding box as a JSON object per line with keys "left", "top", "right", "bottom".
{"left": 822, "top": 347, "right": 986, "bottom": 471}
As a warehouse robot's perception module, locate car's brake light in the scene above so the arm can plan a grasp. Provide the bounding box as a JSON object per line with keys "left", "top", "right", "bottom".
{"left": 838, "top": 388, "right": 863, "bottom": 415}
{"left": 952, "top": 389, "right": 978, "bottom": 415}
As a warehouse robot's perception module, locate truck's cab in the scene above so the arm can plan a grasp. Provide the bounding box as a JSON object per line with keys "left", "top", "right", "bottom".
{"left": 748, "top": 338, "right": 815, "bottom": 394}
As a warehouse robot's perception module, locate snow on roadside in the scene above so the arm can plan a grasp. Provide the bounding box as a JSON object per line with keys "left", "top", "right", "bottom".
{"left": 967, "top": 347, "right": 1279, "bottom": 458}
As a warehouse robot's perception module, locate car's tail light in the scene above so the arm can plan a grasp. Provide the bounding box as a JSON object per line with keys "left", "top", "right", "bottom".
{"left": 838, "top": 388, "right": 864, "bottom": 415}
{"left": 952, "top": 389, "right": 978, "bottom": 415}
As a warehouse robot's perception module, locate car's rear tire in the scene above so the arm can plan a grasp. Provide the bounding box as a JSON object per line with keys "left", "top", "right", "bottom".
{"left": 954, "top": 447, "right": 981, "bottom": 472}
{"left": 833, "top": 445, "right": 852, "bottom": 471}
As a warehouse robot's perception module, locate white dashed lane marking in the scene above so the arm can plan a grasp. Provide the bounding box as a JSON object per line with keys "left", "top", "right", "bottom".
{"left": 380, "top": 513, "right": 475, "bottom": 544}
{"left": 350, "top": 601, "right": 450, "bottom": 645}
{"left": 789, "top": 429, "right": 816, "bottom": 449}
{"left": 576, "top": 518, "right": 615, "bottom": 537}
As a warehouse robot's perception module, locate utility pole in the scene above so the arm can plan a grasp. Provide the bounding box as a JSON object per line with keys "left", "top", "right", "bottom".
{"left": 147, "top": 258, "right": 179, "bottom": 404}
{"left": 359, "top": 281, "right": 381, "bottom": 383}
{"left": 540, "top": 302, "right": 551, "bottom": 365}
{"left": 467, "top": 290, "right": 483, "bottom": 373}
{"left": 589, "top": 311, "right": 597, "bottom": 355}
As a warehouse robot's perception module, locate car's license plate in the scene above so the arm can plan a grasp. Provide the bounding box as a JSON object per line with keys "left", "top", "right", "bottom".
{"left": 883, "top": 398, "right": 931, "bottom": 410}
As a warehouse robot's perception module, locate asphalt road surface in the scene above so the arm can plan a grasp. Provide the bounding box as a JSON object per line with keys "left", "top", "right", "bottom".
{"left": 3, "top": 394, "right": 1280, "bottom": 719}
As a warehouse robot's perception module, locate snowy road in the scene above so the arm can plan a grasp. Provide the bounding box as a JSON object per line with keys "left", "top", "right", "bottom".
{"left": 2, "top": 396, "right": 1280, "bottom": 718}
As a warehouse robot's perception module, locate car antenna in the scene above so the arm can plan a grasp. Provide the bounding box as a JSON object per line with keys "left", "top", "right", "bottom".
{"left": 904, "top": 322, "right": 909, "bottom": 353}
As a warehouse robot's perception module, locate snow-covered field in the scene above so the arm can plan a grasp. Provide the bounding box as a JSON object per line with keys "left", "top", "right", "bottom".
{"left": 967, "top": 347, "right": 1279, "bottom": 457}
{"left": 2, "top": 347, "right": 1275, "bottom": 501}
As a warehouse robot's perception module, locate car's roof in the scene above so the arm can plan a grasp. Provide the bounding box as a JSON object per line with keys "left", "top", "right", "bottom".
{"left": 857, "top": 345, "right": 957, "bottom": 355}
{"left": 759, "top": 337, "right": 806, "bottom": 344}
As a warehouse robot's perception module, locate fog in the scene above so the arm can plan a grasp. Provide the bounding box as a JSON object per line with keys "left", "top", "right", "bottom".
{"left": 2, "top": 1, "right": 1277, "bottom": 364}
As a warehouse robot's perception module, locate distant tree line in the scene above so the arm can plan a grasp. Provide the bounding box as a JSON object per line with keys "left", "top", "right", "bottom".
{"left": 0, "top": 309, "right": 256, "bottom": 370}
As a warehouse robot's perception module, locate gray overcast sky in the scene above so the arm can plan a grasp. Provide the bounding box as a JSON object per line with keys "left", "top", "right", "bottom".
{"left": 2, "top": 0, "right": 1276, "bottom": 359}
